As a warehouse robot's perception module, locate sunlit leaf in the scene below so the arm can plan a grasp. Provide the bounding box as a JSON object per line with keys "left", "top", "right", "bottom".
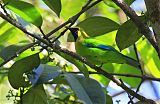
{"left": 61, "top": 0, "right": 86, "bottom": 20}
{"left": 22, "top": 85, "right": 48, "bottom": 104}
{"left": 6, "top": 1, "right": 43, "bottom": 27}
{"left": 0, "top": 22, "right": 28, "bottom": 46}
{"left": 77, "top": 16, "right": 120, "bottom": 37}
{"left": 42, "top": 0, "right": 61, "bottom": 17}
{"left": 113, "top": 48, "right": 141, "bottom": 88}
{"left": 103, "top": 0, "right": 120, "bottom": 9}
{"left": 8, "top": 53, "right": 40, "bottom": 89}
{"left": 116, "top": 20, "right": 142, "bottom": 51}
{"left": 115, "top": 64, "right": 141, "bottom": 87}
{"left": 64, "top": 74, "right": 106, "bottom": 104}
{"left": 137, "top": 39, "right": 160, "bottom": 77}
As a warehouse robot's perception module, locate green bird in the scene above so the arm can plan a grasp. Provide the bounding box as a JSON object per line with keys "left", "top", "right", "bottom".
{"left": 68, "top": 27, "right": 140, "bottom": 68}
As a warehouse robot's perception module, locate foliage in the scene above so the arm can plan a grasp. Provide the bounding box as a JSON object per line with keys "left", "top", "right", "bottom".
{"left": 0, "top": 0, "right": 160, "bottom": 104}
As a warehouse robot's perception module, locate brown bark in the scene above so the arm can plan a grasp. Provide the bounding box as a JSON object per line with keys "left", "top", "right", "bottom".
{"left": 144, "top": 0, "right": 160, "bottom": 54}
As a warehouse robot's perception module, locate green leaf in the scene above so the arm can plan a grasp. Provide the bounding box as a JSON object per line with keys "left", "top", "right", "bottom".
{"left": 125, "top": 0, "right": 135, "bottom": 5}
{"left": 0, "top": 22, "right": 29, "bottom": 46}
{"left": 116, "top": 64, "right": 141, "bottom": 88}
{"left": 8, "top": 53, "right": 40, "bottom": 89}
{"left": 103, "top": 0, "right": 120, "bottom": 9}
{"left": 42, "top": 0, "right": 61, "bottom": 17}
{"left": 22, "top": 85, "right": 48, "bottom": 104}
{"left": 6, "top": 1, "right": 43, "bottom": 27}
{"left": 64, "top": 74, "right": 106, "bottom": 104}
{"left": 67, "top": 32, "right": 75, "bottom": 42}
{"left": 113, "top": 48, "right": 141, "bottom": 88}
{"left": 0, "top": 43, "right": 29, "bottom": 61}
{"left": 116, "top": 20, "right": 142, "bottom": 51}
{"left": 61, "top": 0, "right": 86, "bottom": 20}
{"left": 77, "top": 16, "right": 120, "bottom": 37}
{"left": 137, "top": 39, "right": 160, "bottom": 77}
{"left": 28, "top": 64, "right": 61, "bottom": 85}
{"left": 106, "top": 94, "right": 113, "bottom": 104}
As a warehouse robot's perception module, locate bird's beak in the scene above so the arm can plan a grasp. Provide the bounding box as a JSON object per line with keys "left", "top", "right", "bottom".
{"left": 67, "top": 27, "right": 79, "bottom": 42}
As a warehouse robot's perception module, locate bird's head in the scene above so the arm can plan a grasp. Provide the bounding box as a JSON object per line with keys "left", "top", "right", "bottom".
{"left": 67, "top": 27, "right": 89, "bottom": 42}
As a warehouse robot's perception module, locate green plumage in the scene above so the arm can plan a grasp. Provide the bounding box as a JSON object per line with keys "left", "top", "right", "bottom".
{"left": 69, "top": 28, "right": 140, "bottom": 68}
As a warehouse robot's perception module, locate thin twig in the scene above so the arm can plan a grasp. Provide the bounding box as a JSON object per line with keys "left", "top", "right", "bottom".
{"left": 0, "top": 42, "right": 37, "bottom": 67}
{"left": 70, "top": 71, "right": 160, "bottom": 81}
{"left": 133, "top": 44, "right": 144, "bottom": 74}
{"left": 39, "top": 27, "right": 52, "bottom": 44}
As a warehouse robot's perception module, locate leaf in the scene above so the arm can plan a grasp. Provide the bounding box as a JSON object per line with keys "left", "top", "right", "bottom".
{"left": 22, "top": 85, "right": 48, "bottom": 104}
{"left": 28, "top": 64, "right": 61, "bottom": 86}
{"left": 8, "top": 53, "right": 40, "bottom": 89}
{"left": 103, "top": 0, "right": 120, "bottom": 9}
{"left": 125, "top": 0, "right": 135, "bottom": 5}
{"left": 116, "top": 20, "right": 142, "bottom": 51}
{"left": 6, "top": 1, "right": 43, "bottom": 27}
{"left": 67, "top": 32, "right": 75, "bottom": 42}
{"left": 0, "top": 27, "right": 17, "bottom": 44}
{"left": 113, "top": 48, "right": 141, "bottom": 88}
{"left": 42, "top": 0, "right": 61, "bottom": 17}
{"left": 0, "top": 22, "right": 29, "bottom": 45}
{"left": 77, "top": 16, "right": 120, "bottom": 37}
{"left": 137, "top": 39, "right": 160, "bottom": 77}
{"left": 0, "top": 43, "right": 29, "bottom": 61}
{"left": 106, "top": 94, "right": 113, "bottom": 104}
{"left": 116, "top": 64, "right": 141, "bottom": 88}
{"left": 64, "top": 74, "right": 106, "bottom": 104}
{"left": 61, "top": 0, "right": 86, "bottom": 20}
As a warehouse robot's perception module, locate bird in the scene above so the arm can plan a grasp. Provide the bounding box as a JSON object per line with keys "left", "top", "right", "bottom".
{"left": 67, "top": 27, "right": 140, "bottom": 68}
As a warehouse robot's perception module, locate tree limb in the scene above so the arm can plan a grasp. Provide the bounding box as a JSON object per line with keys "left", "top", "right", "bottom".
{"left": 144, "top": 0, "right": 160, "bottom": 56}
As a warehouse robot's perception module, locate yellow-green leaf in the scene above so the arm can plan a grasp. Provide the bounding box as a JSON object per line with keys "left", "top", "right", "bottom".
{"left": 6, "top": 1, "right": 43, "bottom": 27}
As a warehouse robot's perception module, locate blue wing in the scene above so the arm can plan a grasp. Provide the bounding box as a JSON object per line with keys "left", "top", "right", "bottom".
{"left": 85, "top": 43, "right": 116, "bottom": 51}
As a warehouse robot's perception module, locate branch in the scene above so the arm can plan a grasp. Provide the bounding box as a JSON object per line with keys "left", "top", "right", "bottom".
{"left": 71, "top": 71, "right": 160, "bottom": 81}
{"left": 112, "top": 0, "right": 160, "bottom": 58}
{"left": 144, "top": 0, "right": 160, "bottom": 56}
{"left": 0, "top": 42, "right": 37, "bottom": 67}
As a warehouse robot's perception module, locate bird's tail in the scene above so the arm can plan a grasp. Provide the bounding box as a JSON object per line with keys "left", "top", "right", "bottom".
{"left": 124, "top": 55, "right": 140, "bottom": 69}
